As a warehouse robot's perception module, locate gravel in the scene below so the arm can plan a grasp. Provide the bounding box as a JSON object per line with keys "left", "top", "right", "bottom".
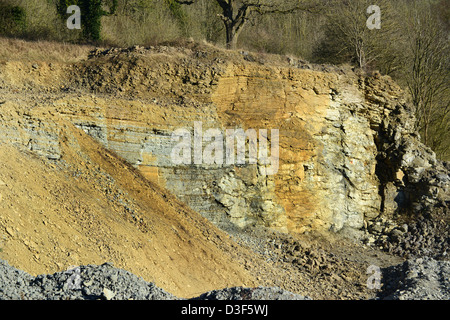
{"left": 0, "top": 260, "right": 175, "bottom": 300}
{"left": 379, "top": 212, "right": 449, "bottom": 260}
{"left": 1, "top": 257, "right": 448, "bottom": 300}
{"left": 193, "top": 286, "right": 310, "bottom": 300}
{"left": 378, "top": 257, "right": 450, "bottom": 300}
{"left": 0, "top": 259, "right": 308, "bottom": 300}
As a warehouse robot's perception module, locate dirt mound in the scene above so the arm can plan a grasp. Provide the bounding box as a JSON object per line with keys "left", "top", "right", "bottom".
{"left": 3, "top": 255, "right": 449, "bottom": 300}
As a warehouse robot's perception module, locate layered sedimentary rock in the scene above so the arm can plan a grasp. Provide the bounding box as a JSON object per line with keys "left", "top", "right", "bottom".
{"left": 1, "top": 45, "right": 448, "bottom": 238}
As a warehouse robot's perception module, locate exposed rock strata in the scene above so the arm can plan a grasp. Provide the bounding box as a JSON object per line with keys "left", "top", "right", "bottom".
{"left": 1, "top": 45, "right": 448, "bottom": 241}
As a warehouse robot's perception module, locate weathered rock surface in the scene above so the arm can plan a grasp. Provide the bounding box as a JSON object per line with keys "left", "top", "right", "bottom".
{"left": 0, "top": 44, "right": 448, "bottom": 243}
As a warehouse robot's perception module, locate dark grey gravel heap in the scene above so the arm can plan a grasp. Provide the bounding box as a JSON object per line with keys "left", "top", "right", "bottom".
{"left": 192, "top": 286, "right": 310, "bottom": 300}
{"left": 379, "top": 257, "right": 450, "bottom": 300}
{"left": 379, "top": 211, "right": 449, "bottom": 260}
{"left": 0, "top": 260, "right": 176, "bottom": 300}
{"left": 0, "top": 259, "right": 306, "bottom": 300}
{"left": 0, "top": 260, "right": 39, "bottom": 300}
{"left": 2, "top": 257, "right": 449, "bottom": 300}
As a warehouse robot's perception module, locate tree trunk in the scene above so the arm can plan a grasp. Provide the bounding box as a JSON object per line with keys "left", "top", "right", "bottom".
{"left": 356, "top": 39, "right": 366, "bottom": 69}
{"left": 225, "top": 23, "right": 237, "bottom": 49}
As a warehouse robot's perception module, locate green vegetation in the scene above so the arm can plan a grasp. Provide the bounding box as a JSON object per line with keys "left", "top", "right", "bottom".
{"left": 0, "top": 2, "right": 26, "bottom": 36}
{"left": 56, "top": 0, "right": 118, "bottom": 41}
{"left": 0, "top": 0, "right": 448, "bottom": 160}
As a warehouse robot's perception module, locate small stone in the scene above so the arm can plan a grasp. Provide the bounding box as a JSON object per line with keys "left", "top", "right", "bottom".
{"left": 400, "top": 224, "right": 408, "bottom": 233}
{"left": 110, "top": 273, "right": 118, "bottom": 282}
{"left": 103, "top": 288, "right": 115, "bottom": 300}
{"left": 370, "top": 223, "right": 383, "bottom": 234}
{"left": 82, "top": 287, "right": 91, "bottom": 296}
{"left": 390, "top": 229, "right": 404, "bottom": 242}
{"left": 102, "top": 262, "right": 114, "bottom": 268}
{"left": 5, "top": 227, "right": 15, "bottom": 237}
{"left": 84, "top": 279, "right": 93, "bottom": 287}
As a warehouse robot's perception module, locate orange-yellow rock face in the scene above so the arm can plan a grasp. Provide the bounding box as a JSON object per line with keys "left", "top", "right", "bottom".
{"left": 0, "top": 46, "right": 396, "bottom": 236}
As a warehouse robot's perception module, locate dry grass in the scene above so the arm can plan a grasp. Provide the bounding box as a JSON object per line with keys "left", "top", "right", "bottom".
{"left": 101, "top": 7, "right": 182, "bottom": 47}
{"left": 0, "top": 36, "right": 94, "bottom": 63}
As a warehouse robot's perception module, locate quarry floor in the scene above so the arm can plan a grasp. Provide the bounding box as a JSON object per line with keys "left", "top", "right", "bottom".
{"left": 226, "top": 226, "right": 405, "bottom": 300}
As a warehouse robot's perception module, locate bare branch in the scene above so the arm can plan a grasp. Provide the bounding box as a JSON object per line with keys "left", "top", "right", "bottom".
{"left": 173, "top": 0, "right": 195, "bottom": 4}
{"left": 175, "top": 0, "right": 326, "bottom": 49}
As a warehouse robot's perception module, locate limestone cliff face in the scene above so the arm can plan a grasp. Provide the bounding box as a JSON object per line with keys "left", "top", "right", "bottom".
{"left": 210, "top": 63, "right": 382, "bottom": 234}
{"left": 1, "top": 45, "right": 448, "bottom": 237}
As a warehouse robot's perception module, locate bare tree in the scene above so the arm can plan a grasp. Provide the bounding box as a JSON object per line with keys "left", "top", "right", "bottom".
{"left": 402, "top": 1, "right": 449, "bottom": 155}
{"left": 174, "top": 0, "right": 322, "bottom": 49}
{"left": 315, "top": 0, "right": 400, "bottom": 70}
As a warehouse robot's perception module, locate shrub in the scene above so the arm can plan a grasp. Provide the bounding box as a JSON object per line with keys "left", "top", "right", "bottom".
{"left": 0, "top": 2, "right": 27, "bottom": 37}
{"left": 57, "top": 0, "right": 118, "bottom": 42}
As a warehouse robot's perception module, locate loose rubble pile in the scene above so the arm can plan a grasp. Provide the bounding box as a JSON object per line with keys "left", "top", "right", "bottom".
{"left": 227, "top": 227, "right": 387, "bottom": 300}
{"left": 0, "top": 259, "right": 175, "bottom": 300}
{"left": 1, "top": 256, "right": 449, "bottom": 300}
{"left": 373, "top": 212, "right": 449, "bottom": 260}
{"left": 0, "top": 259, "right": 308, "bottom": 300}
{"left": 193, "top": 287, "right": 309, "bottom": 300}
{"left": 361, "top": 156, "right": 449, "bottom": 261}
{"left": 379, "top": 257, "right": 450, "bottom": 300}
